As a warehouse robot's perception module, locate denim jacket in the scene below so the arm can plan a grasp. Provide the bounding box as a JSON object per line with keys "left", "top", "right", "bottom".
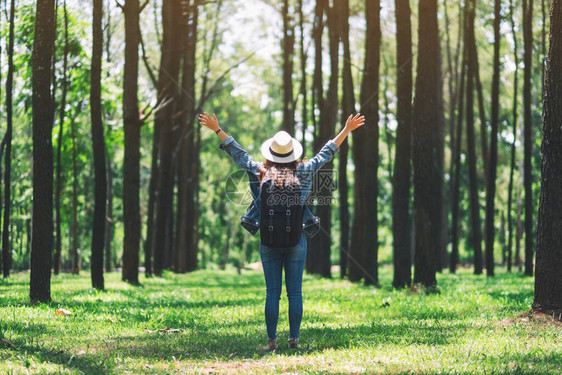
{"left": 219, "top": 135, "right": 339, "bottom": 234}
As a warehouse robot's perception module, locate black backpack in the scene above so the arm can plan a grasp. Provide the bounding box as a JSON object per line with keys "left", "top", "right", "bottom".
{"left": 259, "top": 178, "right": 304, "bottom": 247}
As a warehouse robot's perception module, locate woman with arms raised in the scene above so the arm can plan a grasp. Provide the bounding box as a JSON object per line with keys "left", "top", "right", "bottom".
{"left": 199, "top": 112, "right": 365, "bottom": 351}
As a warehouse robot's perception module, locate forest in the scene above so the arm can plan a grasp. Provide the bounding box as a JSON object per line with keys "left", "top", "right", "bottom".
{"left": 0, "top": 0, "right": 561, "bottom": 333}
{"left": 1, "top": 0, "right": 562, "bottom": 372}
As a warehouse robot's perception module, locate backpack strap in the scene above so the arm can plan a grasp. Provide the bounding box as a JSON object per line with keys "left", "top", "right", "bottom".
{"left": 285, "top": 209, "right": 291, "bottom": 246}
{"left": 268, "top": 208, "right": 274, "bottom": 245}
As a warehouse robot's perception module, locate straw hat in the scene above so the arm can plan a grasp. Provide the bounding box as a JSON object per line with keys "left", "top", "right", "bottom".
{"left": 260, "top": 131, "right": 303, "bottom": 163}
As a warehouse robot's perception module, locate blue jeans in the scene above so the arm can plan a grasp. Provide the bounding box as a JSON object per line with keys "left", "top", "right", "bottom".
{"left": 260, "top": 234, "right": 307, "bottom": 340}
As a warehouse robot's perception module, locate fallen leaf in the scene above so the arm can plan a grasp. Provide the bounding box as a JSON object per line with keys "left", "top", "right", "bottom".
{"left": 1, "top": 338, "right": 16, "bottom": 348}
{"left": 159, "top": 328, "right": 181, "bottom": 333}
{"left": 76, "top": 350, "right": 86, "bottom": 355}
{"left": 55, "top": 308, "right": 72, "bottom": 316}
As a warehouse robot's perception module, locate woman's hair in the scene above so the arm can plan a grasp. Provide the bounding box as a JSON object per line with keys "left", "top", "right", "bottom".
{"left": 258, "top": 160, "right": 301, "bottom": 187}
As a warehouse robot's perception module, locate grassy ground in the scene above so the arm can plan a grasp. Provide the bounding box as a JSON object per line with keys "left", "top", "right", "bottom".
{"left": 0, "top": 267, "right": 561, "bottom": 374}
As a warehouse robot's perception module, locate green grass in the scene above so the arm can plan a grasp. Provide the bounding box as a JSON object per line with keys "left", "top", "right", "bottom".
{"left": 0, "top": 267, "right": 561, "bottom": 374}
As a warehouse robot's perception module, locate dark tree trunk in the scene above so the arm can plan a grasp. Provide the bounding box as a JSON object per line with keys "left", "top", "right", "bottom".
{"left": 507, "top": 0, "right": 519, "bottom": 273}
{"left": 412, "top": 0, "right": 441, "bottom": 287}
{"left": 71, "top": 110, "right": 80, "bottom": 274}
{"left": 298, "top": 0, "right": 307, "bottom": 157}
{"left": 122, "top": 0, "right": 142, "bottom": 284}
{"left": 30, "top": 0, "right": 55, "bottom": 303}
{"left": 350, "top": 0, "right": 380, "bottom": 285}
{"left": 177, "top": 0, "right": 198, "bottom": 273}
{"left": 91, "top": 0, "right": 107, "bottom": 289}
{"left": 392, "top": 0, "right": 412, "bottom": 288}
{"left": 533, "top": 0, "right": 562, "bottom": 311}
{"left": 54, "top": 0, "right": 69, "bottom": 275}
{"left": 144, "top": 123, "right": 158, "bottom": 276}
{"left": 450, "top": 26, "right": 467, "bottom": 274}
{"left": 308, "top": 0, "right": 338, "bottom": 278}
{"left": 523, "top": 0, "right": 534, "bottom": 277}
{"left": 105, "top": 157, "right": 113, "bottom": 272}
{"left": 152, "top": 0, "right": 183, "bottom": 276}
{"left": 484, "top": 0, "right": 501, "bottom": 276}
{"left": 306, "top": 0, "right": 325, "bottom": 274}
{"left": 282, "top": 0, "right": 295, "bottom": 134}
{"left": 338, "top": 0, "right": 353, "bottom": 280}
{"left": 466, "top": 0, "right": 483, "bottom": 275}
{"left": 3, "top": 0, "right": 15, "bottom": 278}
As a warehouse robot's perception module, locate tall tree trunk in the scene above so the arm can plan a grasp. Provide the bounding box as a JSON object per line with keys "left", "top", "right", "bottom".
{"left": 91, "top": 0, "right": 106, "bottom": 289}
{"left": 152, "top": 0, "right": 183, "bottom": 276}
{"left": 338, "top": 0, "right": 354, "bottom": 280}
{"left": 105, "top": 157, "right": 113, "bottom": 272}
{"left": 298, "top": 0, "right": 307, "bottom": 157}
{"left": 523, "top": 0, "right": 534, "bottom": 276}
{"left": 177, "top": 0, "right": 198, "bottom": 273}
{"left": 3, "top": 0, "right": 15, "bottom": 278}
{"left": 121, "top": 0, "right": 142, "bottom": 284}
{"left": 507, "top": 0, "right": 519, "bottom": 273}
{"left": 282, "top": 0, "right": 295, "bottom": 134}
{"left": 533, "top": 0, "right": 562, "bottom": 311}
{"left": 392, "top": 0, "right": 413, "bottom": 288}
{"left": 350, "top": 0, "right": 380, "bottom": 285}
{"left": 412, "top": 0, "right": 441, "bottom": 287}
{"left": 309, "top": 0, "right": 338, "bottom": 278}
{"left": 144, "top": 124, "right": 158, "bottom": 276}
{"left": 54, "top": 0, "right": 69, "bottom": 275}
{"left": 484, "top": 0, "right": 501, "bottom": 276}
{"left": 466, "top": 0, "right": 483, "bottom": 275}
{"left": 71, "top": 112, "right": 80, "bottom": 274}
{"left": 450, "top": 26, "right": 467, "bottom": 274}
{"left": 30, "top": 0, "right": 55, "bottom": 303}
{"left": 306, "top": 0, "right": 325, "bottom": 274}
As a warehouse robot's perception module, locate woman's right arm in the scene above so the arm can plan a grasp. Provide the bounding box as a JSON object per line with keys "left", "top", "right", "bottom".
{"left": 199, "top": 112, "right": 260, "bottom": 174}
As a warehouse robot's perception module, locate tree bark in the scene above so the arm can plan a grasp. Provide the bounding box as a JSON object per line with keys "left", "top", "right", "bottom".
{"left": 71, "top": 109, "right": 80, "bottom": 274}
{"left": 466, "top": 0, "right": 483, "bottom": 275}
{"left": 523, "top": 0, "right": 534, "bottom": 277}
{"left": 30, "top": 0, "right": 56, "bottom": 303}
{"left": 338, "top": 0, "right": 353, "bottom": 280}
{"left": 392, "top": 0, "right": 412, "bottom": 288}
{"left": 533, "top": 0, "right": 562, "bottom": 311}
{"left": 308, "top": 0, "right": 338, "bottom": 278}
{"left": 91, "top": 0, "right": 107, "bottom": 289}
{"left": 152, "top": 0, "right": 183, "bottom": 276}
{"left": 298, "top": 0, "right": 307, "bottom": 157}
{"left": 3, "top": 0, "right": 15, "bottom": 278}
{"left": 176, "top": 0, "right": 199, "bottom": 273}
{"left": 122, "top": 0, "right": 142, "bottom": 284}
{"left": 350, "top": 0, "right": 380, "bottom": 285}
{"left": 105, "top": 157, "right": 114, "bottom": 272}
{"left": 412, "top": 0, "right": 441, "bottom": 287}
{"left": 282, "top": 0, "right": 296, "bottom": 135}
{"left": 507, "top": 0, "right": 519, "bottom": 273}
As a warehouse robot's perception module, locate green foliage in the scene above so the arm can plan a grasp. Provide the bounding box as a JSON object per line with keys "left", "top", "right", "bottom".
{"left": 0, "top": 268, "right": 560, "bottom": 373}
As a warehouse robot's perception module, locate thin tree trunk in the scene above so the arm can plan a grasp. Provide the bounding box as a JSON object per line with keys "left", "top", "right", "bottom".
{"left": 105, "top": 157, "right": 113, "bottom": 272}
{"left": 533, "top": 0, "right": 562, "bottom": 311}
{"left": 71, "top": 111, "right": 80, "bottom": 274}
{"left": 507, "top": 0, "right": 519, "bottom": 273}
{"left": 307, "top": 0, "right": 325, "bottom": 274}
{"left": 338, "top": 0, "right": 354, "bottom": 280}
{"left": 2, "top": 0, "right": 16, "bottom": 278}
{"left": 523, "top": 0, "right": 534, "bottom": 276}
{"left": 54, "top": 0, "right": 69, "bottom": 275}
{"left": 412, "top": 0, "right": 441, "bottom": 288}
{"left": 350, "top": 0, "right": 380, "bottom": 285}
{"left": 309, "top": 0, "right": 338, "bottom": 278}
{"left": 392, "top": 0, "right": 412, "bottom": 288}
{"left": 30, "top": 0, "right": 55, "bottom": 303}
{"left": 177, "top": 0, "right": 198, "bottom": 273}
{"left": 484, "top": 0, "right": 501, "bottom": 276}
{"left": 121, "top": 0, "right": 142, "bottom": 284}
{"left": 515, "top": 153, "right": 524, "bottom": 271}
{"left": 144, "top": 124, "right": 158, "bottom": 276}
{"left": 282, "top": 0, "right": 295, "bottom": 134}
{"left": 91, "top": 0, "right": 106, "bottom": 289}
{"left": 152, "top": 0, "right": 183, "bottom": 276}
{"left": 298, "top": 0, "right": 307, "bottom": 157}
{"left": 466, "top": 0, "right": 483, "bottom": 275}
{"left": 451, "top": 20, "right": 467, "bottom": 274}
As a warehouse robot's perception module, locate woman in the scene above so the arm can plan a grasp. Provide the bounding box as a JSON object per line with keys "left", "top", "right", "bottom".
{"left": 199, "top": 112, "right": 365, "bottom": 350}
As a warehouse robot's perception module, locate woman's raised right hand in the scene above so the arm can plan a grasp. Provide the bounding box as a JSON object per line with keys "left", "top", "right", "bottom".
{"left": 198, "top": 112, "right": 220, "bottom": 132}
